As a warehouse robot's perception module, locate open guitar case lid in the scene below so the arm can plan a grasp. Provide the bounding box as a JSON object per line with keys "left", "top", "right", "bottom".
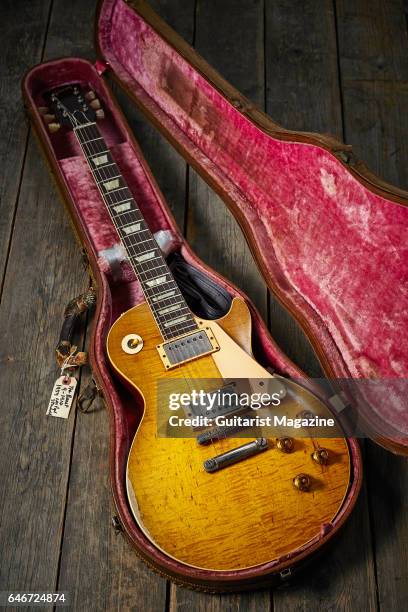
{"left": 22, "top": 0, "right": 408, "bottom": 592}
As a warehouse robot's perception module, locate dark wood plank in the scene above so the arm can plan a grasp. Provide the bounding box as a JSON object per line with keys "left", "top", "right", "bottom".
{"left": 0, "top": 0, "right": 52, "bottom": 288}
{"left": 336, "top": 1, "right": 408, "bottom": 609}
{"left": 264, "top": 2, "right": 378, "bottom": 609}
{"left": 336, "top": 0, "right": 408, "bottom": 189}
{"left": 171, "top": 0, "right": 270, "bottom": 609}
{"left": 186, "top": 0, "right": 268, "bottom": 319}
{"left": 170, "top": 589, "right": 271, "bottom": 612}
{"left": 0, "top": 0, "right": 89, "bottom": 605}
{"left": 0, "top": 126, "right": 88, "bottom": 602}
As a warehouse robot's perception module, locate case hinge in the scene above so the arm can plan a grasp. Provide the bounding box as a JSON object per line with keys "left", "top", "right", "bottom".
{"left": 111, "top": 515, "right": 123, "bottom": 534}
{"left": 279, "top": 568, "right": 292, "bottom": 581}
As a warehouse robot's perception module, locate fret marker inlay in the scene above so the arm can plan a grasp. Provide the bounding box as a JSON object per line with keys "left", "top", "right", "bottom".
{"left": 103, "top": 179, "right": 120, "bottom": 191}
{"left": 92, "top": 154, "right": 108, "bottom": 166}
{"left": 113, "top": 201, "right": 132, "bottom": 213}
{"left": 123, "top": 223, "right": 141, "bottom": 235}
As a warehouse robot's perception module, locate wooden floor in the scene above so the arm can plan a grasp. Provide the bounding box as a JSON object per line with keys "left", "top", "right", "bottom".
{"left": 1, "top": 0, "right": 408, "bottom": 610}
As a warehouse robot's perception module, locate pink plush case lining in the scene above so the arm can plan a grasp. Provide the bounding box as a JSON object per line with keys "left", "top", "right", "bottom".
{"left": 95, "top": 0, "right": 408, "bottom": 441}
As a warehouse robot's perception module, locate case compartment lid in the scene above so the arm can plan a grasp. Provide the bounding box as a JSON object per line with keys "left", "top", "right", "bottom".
{"left": 96, "top": 0, "right": 408, "bottom": 454}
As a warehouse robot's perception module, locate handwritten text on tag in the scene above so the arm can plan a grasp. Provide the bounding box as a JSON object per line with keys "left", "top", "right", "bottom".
{"left": 47, "top": 376, "right": 77, "bottom": 419}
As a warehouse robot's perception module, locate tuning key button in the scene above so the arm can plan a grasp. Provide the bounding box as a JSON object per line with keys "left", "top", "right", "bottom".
{"left": 293, "top": 474, "right": 311, "bottom": 492}
{"left": 95, "top": 109, "right": 105, "bottom": 120}
{"left": 47, "top": 122, "right": 61, "bottom": 133}
{"left": 311, "top": 448, "right": 329, "bottom": 465}
{"left": 90, "top": 99, "right": 101, "bottom": 110}
{"left": 85, "top": 90, "right": 96, "bottom": 101}
{"left": 38, "top": 106, "right": 49, "bottom": 115}
{"left": 276, "top": 437, "right": 294, "bottom": 453}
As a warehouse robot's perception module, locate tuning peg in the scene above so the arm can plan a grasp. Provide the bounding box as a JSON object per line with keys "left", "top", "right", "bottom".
{"left": 38, "top": 106, "right": 49, "bottom": 115}
{"left": 47, "top": 122, "right": 61, "bottom": 133}
{"left": 42, "top": 114, "right": 56, "bottom": 124}
{"left": 95, "top": 109, "right": 105, "bottom": 120}
{"left": 85, "top": 90, "right": 96, "bottom": 101}
{"left": 90, "top": 99, "right": 101, "bottom": 110}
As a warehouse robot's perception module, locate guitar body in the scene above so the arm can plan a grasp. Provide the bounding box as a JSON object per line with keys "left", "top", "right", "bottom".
{"left": 107, "top": 297, "right": 351, "bottom": 571}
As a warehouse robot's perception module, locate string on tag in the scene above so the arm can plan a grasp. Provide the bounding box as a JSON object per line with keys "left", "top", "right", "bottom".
{"left": 60, "top": 346, "right": 79, "bottom": 385}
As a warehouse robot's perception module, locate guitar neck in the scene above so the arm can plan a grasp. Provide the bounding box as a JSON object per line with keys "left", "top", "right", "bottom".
{"left": 73, "top": 122, "right": 197, "bottom": 341}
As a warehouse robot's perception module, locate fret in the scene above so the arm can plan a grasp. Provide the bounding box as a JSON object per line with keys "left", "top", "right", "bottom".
{"left": 123, "top": 232, "right": 151, "bottom": 246}
{"left": 145, "top": 276, "right": 169, "bottom": 288}
{"left": 73, "top": 122, "right": 197, "bottom": 340}
{"left": 145, "top": 278, "right": 177, "bottom": 291}
{"left": 105, "top": 186, "right": 129, "bottom": 195}
{"left": 157, "top": 302, "right": 187, "bottom": 316}
{"left": 132, "top": 261, "right": 167, "bottom": 272}
{"left": 124, "top": 237, "right": 154, "bottom": 249}
{"left": 94, "top": 170, "right": 122, "bottom": 183}
{"left": 81, "top": 135, "right": 104, "bottom": 145}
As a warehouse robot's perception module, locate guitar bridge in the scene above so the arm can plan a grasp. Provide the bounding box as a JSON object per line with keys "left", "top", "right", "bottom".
{"left": 157, "top": 326, "right": 219, "bottom": 369}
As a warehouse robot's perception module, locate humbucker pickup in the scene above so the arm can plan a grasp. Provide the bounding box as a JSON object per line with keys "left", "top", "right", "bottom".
{"left": 157, "top": 326, "right": 219, "bottom": 369}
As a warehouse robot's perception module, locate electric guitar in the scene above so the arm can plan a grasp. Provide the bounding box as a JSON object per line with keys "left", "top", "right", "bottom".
{"left": 45, "top": 85, "right": 351, "bottom": 572}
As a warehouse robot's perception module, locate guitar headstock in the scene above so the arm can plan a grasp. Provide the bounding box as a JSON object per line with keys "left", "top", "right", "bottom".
{"left": 39, "top": 84, "right": 105, "bottom": 133}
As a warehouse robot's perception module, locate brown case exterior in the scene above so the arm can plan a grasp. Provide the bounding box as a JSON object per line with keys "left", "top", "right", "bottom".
{"left": 28, "top": 0, "right": 408, "bottom": 592}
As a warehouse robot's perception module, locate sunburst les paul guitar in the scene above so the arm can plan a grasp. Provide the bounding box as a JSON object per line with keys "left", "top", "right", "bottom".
{"left": 45, "top": 85, "right": 351, "bottom": 572}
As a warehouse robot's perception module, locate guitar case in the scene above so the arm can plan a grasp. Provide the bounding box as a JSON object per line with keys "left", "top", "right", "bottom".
{"left": 22, "top": 0, "right": 408, "bottom": 592}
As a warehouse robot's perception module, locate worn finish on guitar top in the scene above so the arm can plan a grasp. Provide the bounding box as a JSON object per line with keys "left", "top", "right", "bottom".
{"left": 107, "top": 298, "right": 351, "bottom": 570}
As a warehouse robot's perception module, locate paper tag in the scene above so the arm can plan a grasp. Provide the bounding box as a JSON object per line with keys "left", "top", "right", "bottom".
{"left": 47, "top": 376, "right": 77, "bottom": 419}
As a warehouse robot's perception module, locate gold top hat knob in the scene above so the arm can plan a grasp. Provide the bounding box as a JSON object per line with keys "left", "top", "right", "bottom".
{"left": 311, "top": 448, "right": 329, "bottom": 465}
{"left": 276, "top": 437, "right": 294, "bottom": 453}
{"left": 293, "top": 473, "right": 311, "bottom": 492}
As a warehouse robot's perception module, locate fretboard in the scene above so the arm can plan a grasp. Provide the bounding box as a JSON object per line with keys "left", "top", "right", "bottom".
{"left": 74, "top": 122, "right": 197, "bottom": 341}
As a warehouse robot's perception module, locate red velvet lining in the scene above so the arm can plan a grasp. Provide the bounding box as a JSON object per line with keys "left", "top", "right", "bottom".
{"left": 95, "top": 0, "right": 408, "bottom": 441}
